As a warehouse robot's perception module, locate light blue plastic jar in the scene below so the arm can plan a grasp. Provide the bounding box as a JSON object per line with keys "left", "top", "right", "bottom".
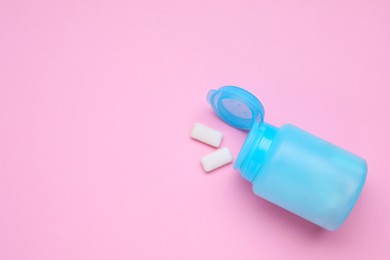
{"left": 208, "top": 86, "right": 367, "bottom": 231}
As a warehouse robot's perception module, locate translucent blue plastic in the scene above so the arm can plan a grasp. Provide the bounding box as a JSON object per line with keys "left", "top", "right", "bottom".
{"left": 208, "top": 86, "right": 367, "bottom": 231}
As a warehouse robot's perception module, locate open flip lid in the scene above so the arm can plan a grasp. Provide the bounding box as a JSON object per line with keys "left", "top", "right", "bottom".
{"left": 207, "top": 86, "right": 265, "bottom": 131}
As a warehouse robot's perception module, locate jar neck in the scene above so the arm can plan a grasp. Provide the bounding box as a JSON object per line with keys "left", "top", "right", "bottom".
{"left": 234, "top": 122, "right": 278, "bottom": 182}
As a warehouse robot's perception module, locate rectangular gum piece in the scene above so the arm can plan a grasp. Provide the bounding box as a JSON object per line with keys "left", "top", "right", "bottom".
{"left": 190, "top": 123, "right": 223, "bottom": 148}
{"left": 201, "top": 147, "right": 233, "bottom": 172}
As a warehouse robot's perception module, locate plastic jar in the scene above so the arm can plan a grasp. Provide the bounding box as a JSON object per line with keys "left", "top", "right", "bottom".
{"left": 208, "top": 86, "right": 367, "bottom": 230}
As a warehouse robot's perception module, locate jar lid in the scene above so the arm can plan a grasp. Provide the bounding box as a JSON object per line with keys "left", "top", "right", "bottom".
{"left": 207, "top": 86, "right": 265, "bottom": 131}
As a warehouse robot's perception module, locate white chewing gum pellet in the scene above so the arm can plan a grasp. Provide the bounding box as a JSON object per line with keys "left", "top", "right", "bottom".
{"left": 201, "top": 147, "right": 233, "bottom": 172}
{"left": 190, "top": 123, "right": 223, "bottom": 148}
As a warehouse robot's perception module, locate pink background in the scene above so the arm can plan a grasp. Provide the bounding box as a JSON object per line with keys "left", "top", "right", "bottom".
{"left": 1, "top": 0, "right": 390, "bottom": 259}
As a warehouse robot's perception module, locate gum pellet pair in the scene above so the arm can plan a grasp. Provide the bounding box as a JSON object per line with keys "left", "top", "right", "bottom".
{"left": 191, "top": 123, "right": 233, "bottom": 172}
